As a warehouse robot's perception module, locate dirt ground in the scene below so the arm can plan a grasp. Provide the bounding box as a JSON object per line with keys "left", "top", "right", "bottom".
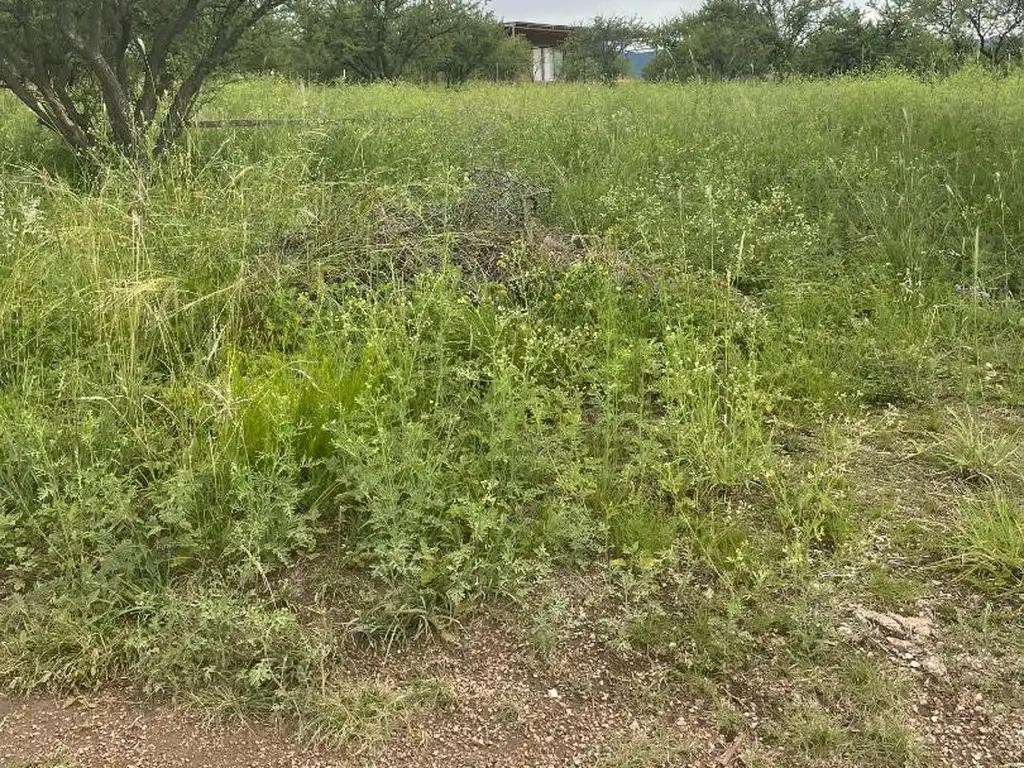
{"left": 0, "top": 621, "right": 719, "bottom": 768}
{"left": 2, "top": 610, "right": 1024, "bottom": 768}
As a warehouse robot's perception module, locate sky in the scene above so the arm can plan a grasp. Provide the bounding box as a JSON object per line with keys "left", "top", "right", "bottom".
{"left": 489, "top": 0, "right": 703, "bottom": 25}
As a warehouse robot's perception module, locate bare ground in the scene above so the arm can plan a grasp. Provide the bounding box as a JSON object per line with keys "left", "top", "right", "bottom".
{"left": 3, "top": 610, "right": 1023, "bottom": 768}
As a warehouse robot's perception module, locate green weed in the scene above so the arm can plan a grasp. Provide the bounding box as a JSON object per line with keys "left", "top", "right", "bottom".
{"left": 945, "top": 491, "right": 1024, "bottom": 592}
{"left": 864, "top": 565, "right": 927, "bottom": 611}
{"left": 597, "top": 730, "right": 695, "bottom": 768}
{"left": 928, "top": 408, "right": 1021, "bottom": 483}
{"left": 2, "top": 75, "right": 1024, "bottom": 743}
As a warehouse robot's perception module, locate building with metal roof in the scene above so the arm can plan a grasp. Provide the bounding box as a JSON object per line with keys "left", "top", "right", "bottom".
{"left": 504, "top": 21, "right": 579, "bottom": 82}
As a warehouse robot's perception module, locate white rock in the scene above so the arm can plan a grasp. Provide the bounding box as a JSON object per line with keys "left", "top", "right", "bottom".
{"left": 921, "top": 656, "right": 948, "bottom": 679}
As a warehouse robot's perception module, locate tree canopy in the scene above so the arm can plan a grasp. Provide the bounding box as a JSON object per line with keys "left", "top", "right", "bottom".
{"left": 643, "top": 0, "right": 1011, "bottom": 80}
{"left": 560, "top": 16, "right": 648, "bottom": 84}
{"left": 645, "top": 0, "right": 787, "bottom": 81}
{"left": 263, "top": 0, "right": 527, "bottom": 83}
{"left": 0, "top": 0, "right": 289, "bottom": 160}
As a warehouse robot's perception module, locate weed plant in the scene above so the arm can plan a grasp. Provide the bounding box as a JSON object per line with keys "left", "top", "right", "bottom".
{"left": 1, "top": 69, "right": 1023, "bottom": 737}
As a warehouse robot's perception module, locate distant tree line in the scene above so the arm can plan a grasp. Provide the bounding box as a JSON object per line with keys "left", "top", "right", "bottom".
{"left": 559, "top": 0, "right": 1024, "bottom": 82}
{"left": 230, "top": 0, "right": 531, "bottom": 84}
{"left": 1, "top": 0, "right": 1020, "bottom": 166}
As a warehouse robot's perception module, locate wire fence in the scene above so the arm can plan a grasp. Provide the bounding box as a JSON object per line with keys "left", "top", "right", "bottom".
{"left": 195, "top": 115, "right": 427, "bottom": 129}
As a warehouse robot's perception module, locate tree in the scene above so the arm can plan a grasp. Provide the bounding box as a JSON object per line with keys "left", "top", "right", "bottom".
{"left": 914, "top": 0, "right": 1024, "bottom": 62}
{"left": 230, "top": 0, "right": 528, "bottom": 83}
{"left": 561, "top": 16, "right": 647, "bottom": 84}
{"left": 0, "top": 0, "right": 289, "bottom": 162}
{"left": 868, "top": 0, "right": 963, "bottom": 68}
{"left": 798, "top": 7, "right": 876, "bottom": 73}
{"left": 645, "top": 0, "right": 787, "bottom": 81}
{"left": 433, "top": 14, "right": 530, "bottom": 85}
{"left": 231, "top": 7, "right": 306, "bottom": 74}
{"left": 797, "top": 5, "right": 950, "bottom": 74}
{"left": 756, "top": 0, "right": 837, "bottom": 46}
{"left": 300, "top": 0, "right": 479, "bottom": 82}
{"left": 489, "top": 34, "right": 532, "bottom": 82}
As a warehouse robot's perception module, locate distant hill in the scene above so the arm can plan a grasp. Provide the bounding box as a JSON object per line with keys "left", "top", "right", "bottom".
{"left": 624, "top": 49, "right": 654, "bottom": 79}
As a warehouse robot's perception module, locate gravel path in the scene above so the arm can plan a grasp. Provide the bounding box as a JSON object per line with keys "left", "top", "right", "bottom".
{"left": 3, "top": 611, "right": 1023, "bottom": 768}
{"left": 0, "top": 694, "right": 340, "bottom": 768}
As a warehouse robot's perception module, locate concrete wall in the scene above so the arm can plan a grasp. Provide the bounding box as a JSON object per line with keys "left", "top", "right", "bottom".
{"left": 530, "top": 47, "right": 563, "bottom": 83}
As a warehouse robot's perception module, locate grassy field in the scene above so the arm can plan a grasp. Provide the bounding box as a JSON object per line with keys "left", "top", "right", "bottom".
{"left": 1, "top": 70, "right": 1023, "bottom": 765}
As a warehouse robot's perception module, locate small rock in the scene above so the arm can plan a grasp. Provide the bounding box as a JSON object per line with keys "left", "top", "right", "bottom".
{"left": 854, "top": 607, "right": 904, "bottom": 636}
{"left": 900, "top": 615, "right": 934, "bottom": 639}
{"left": 547, "top": 688, "right": 559, "bottom": 699}
{"left": 921, "top": 655, "right": 948, "bottom": 679}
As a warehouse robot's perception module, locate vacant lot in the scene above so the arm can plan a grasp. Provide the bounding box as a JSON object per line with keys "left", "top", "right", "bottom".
{"left": 1, "top": 73, "right": 1022, "bottom": 767}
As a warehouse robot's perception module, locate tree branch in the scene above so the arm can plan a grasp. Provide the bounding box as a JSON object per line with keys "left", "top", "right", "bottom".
{"left": 138, "top": 0, "right": 206, "bottom": 124}
{"left": 0, "top": 42, "right": 92, "bottom": 149}
{"left": 57, "top": 0, "right": 136, "bottom": 152}
{"left": 155, "top": 0, "right": 287, "bottom": 157}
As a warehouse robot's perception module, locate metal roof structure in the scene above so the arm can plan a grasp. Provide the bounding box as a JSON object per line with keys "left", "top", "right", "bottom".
{"left": 503, "top": 21, "right": 579, "bottom": 48}
{"left": 503, "top": 21, "right": 579, "bottom": 34}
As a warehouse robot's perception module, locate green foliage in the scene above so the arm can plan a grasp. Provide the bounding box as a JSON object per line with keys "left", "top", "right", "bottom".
{"left": 798, "top": 7, "right": 954, "bottom": 75}
{"left": 490, "top": 35, "right": 534, "bottom": 82}
{"left": 927, "top": 408, "right": 1021, "bottom": 482}
{"left": 646, "top": 0, "right": 974, "bottom": 80}
{"left": 433, "top": 13, "right": 529, "bottom": 85}
{"left": 232, "top": 9, "right": 312, "bottom": 74}
{"left": 561, "top": 16, "right": 647, "bottom": 84}
{"left": 767, "top": 688, "right": 928, "bottom": 766}
{"left": 913, "top": 0, "right": 1024, "bottom": 65}
{"left": 645, "top": 0, "right": 788, "bottom": 81}
{"left": 946, "top": 491, "right": 1024, "bottom": 592}
{"left": 281, "top": 0, "right": 516, "bottom": 83}
{"left": 1, "top": 74, "right": 1024, "bottom": 732}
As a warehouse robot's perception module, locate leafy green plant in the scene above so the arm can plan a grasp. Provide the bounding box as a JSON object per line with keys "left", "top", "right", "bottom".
{"left": 2, "top": 73, "right": 1024, "bottom": 748}
{"left": 771, "top": 468, "right": 855, "bottom": 558}
{"left": 527, "top": 587, "right": 569, "bottom": 661}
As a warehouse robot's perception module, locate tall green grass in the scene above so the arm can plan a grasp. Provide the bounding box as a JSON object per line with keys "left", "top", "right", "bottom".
{"left": 0, "top": 70, "right": 1022, "bottom": 723}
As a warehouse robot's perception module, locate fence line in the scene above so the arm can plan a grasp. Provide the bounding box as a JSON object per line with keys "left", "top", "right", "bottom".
{"left": 195, "top": 115, "right": 426, "bottom": 129}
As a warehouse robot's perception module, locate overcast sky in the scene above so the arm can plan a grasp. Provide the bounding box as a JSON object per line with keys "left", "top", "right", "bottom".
{"left": 489, "top": 0, "right": 703, "bottom": 25}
